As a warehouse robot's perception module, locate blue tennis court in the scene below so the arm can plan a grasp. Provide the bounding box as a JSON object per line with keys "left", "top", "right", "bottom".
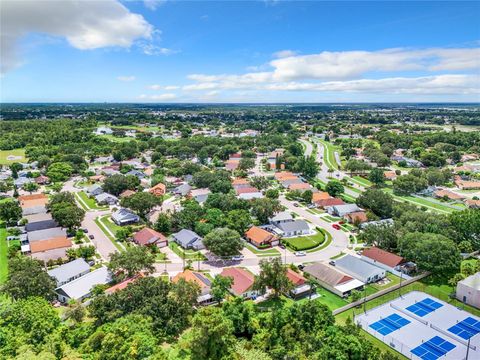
{"left": 406, "top": 297, "right": 443, "bottom": 317}
{"left": 369, "top": 313, "right": 410, "bottom": 336}
{"left": 448, "top": 316, "right": 480, "bottom": 340}
{"left": 411, "top": 336, "right": 456, "bottom": 360}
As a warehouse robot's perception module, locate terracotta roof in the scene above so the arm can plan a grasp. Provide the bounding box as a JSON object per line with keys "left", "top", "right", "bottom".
{"left": 20, "top": 198, "right": 48, "bottom": 208}
{"left": 464, "top": 199, "right": 480, "bottom": 208}
{"left": 345, "top": 211, "right": 368, "bottom": 224}
{"left": 236, "top": 186, "right": 260, "bottom": 195}
{"left": 312, "top": 191, "right": 330, "bottom": 202}
{"left": 172, "top": 270, "right": 211, "bottom": 289}
{"left": 455, "top": 179, "right": 480, "bottom": 190}
{"left": 120, "top": 189, "right": 136, "bottom": 198}
{"left": 18, "top": 193, "right": 47, "bottom": 201}
{"left": 30, "top": 237, "right": 72, "bottom": 253}
{"left": 149, "top": 183, "right": 166, "bottom": 195}
{"left": 274, "top": 171, "right": 296, "bottom": 180}
{"left": 105, "top": 274, "right": 144, "bottom": 294}
{"left": 434, "top": 189, "right": 465, "bottom": 200}
{"left": 384, "top": 171, "right": 397, "bottom": 180}
{"left": 232, "top": 178, "right": 250, "bottom": 185}
{"left": 220, "top": 267, "right": 254, "bottom": 295}
{"left": 133, "top": 227, "right": 167, "bottom": 246}
{"left": 362, "top": 247, "right": 405, "bottom": 268}
{"left": 245, "top": 226, "right": 276, "bottom": 246}
{"left": 315, "top": 197, "right": 345, "bottom": 208}
{"left": 288, "top": 182, "right": 312, "bottom": 190}
{"left": 286, "top": 268, "right": 306, "bottom": 286}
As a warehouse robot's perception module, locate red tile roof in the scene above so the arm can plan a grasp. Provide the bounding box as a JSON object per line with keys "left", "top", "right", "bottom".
{"left": 236, "top": 186, "right": 260, "bottom": 195}
{"left": 245, "top": 226, "right": 276, "bottom": 247}
{"left": 362, "top": 247, "right": 404, "bottom": 268}
{"left": 220, "top": 268, "right": 254, "bottom": 295}
{"left": 315, "top": 197, "right": 345, "bottom": 208}
{"left": 133, "top": 227, "right": 167, "bottom": 246}
{"left": 286, "top": 268, "right": 306, "bottom": 286}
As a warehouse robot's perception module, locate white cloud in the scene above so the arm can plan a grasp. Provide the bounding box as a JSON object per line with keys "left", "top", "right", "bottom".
{"left": 139, "top": 43, "right": 178, "bottom": 56}
{"left": 272, "top": 50, "right": 297, "bottom": 58}
{"left": 0, "top": 0, "right": 153, "bottom": 73}
{"left": 143, "top": 0, "right": 166, "bottom": 11}
{"left": 117, "top": 75, "right": 136, "bottom": 82}
{"left": 149, "top": 84, "right": 180, "bottom": 90}
{"left": 138, "top": 93, "right": 177, "bottom": 101}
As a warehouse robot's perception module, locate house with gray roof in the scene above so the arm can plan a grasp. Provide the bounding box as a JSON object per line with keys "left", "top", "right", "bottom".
{"left": 55, "top": 266, "right": 112, "bottom": 303}
{"left": 22, "top": 205, "right": 48, "bottom": 216}
{"left": 174, "top": 183, "right": 192, "bottom": 196}
{"left": 111, "top": 208, "right": 140, "bottom": 226}
{"left": 95, "top": 192, "right": 118, "bottom": 205}
{"left": 126, "top": 169, "right": 146, "bottom": 179}
{"left": 25, "top": 219, "right": 58, "bottom": 232}
{"left": 327, "top": 204, "right": 362, "bottom": 217}
{"left": 333, "top": 254, "right": 386, "bottom": 284}
{"left": 275, "top": 219, "right": 310, "bottom": 238}
{"left": 28, "top": 227, "right": 67, "bottom": 242}
{"left": 269, "top": 211, "right": 294, "bottom": 226}
{"left": 87, "top": 184, "right": 104, "bottom": 197}
{"left": 172, "top": 229, "right": 204, "bottom": 250}
{"left": 281, "top": 178, "right": 304, "bottom": 188}
{"left": 48, "top": 258, "right": 90, "bottom": 287}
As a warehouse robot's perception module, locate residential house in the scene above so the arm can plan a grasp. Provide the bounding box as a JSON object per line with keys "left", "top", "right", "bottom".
{"left": 172, "top": 229, "right": 204, "bottom": 250}
{"left": 384, "top": 171, "right": 398, "bottom": 181}
{"left": 286, "top": 268, "right": 311, "bottom": 299}
{"left": 35, "top": 175, "right": 50, "bottom": 185}
{"left": 327, "top": 204, "right": 362, "bottom": 217}
{"left": 149, "top": 183, "right": 166, "bottom": 196}
{"left": 303, "top": 262, "right": 364, "bottom": 298}
{"left": 236, "top": 187, "right": 263, "bottom": 200}
{"left": 311, "top": 191, "right": 330, "bottom": 204}
{"left": 27, "top": 227, "right": 72, "bottom": 262}
{"left": 361, "top": 247, "right": 406, "bottom": 273}
{"left": 456, "top": 272, "right": 480, "bottom": 309}
{"left": 111, "top": 208, "right": 140, "bottom": 226}
{"left": 173, "top": 270, "right": 213, "bottom": 305}
{"left": 455, "top": 179, "right": 480, "bottom": 190}
{"left": 275, "top": 220, "right": 310, "bottom": 238}
{"left": 119, "top": 189, "right": 136, "bottom": 198}
{"left": 232, "top": 178, "right": 250, "bottom": 189}
{"left": 274, "top": 171, "right": 297, "bottom": 181}
{"left": 87, "top": 184, "right": 104, "bottom": 197}
{"left": 95, "top": 126, "right": 113, "bottom": 135}
{"left": 47, "top": 258, "right": 90, "bottom": 287}
{"left": 126, "top": 169, "right": 146, "bottom": 179}
{"left": 14, "top": 177, "right": 33, "bottom": 188}
{"left": 434, "top": 189, "right": 466, "bottom": 201}
{"left": 245, "top": 226, "right": 279, "bottom": 248}
{"left": 345, "top": 211, "right": 368, "bottom": 224}
{"left": 95, "top": 193, "right": 119, "bottom": 205}
{"left": 105, "top": 275, "right": 143, "bottom": 295}
{"left": 25, "top": 218, "right": 58, "bottom": 232}
{"left": 281, "top": 178, "right": 304, "bottom": 188}
{"left": 89, "top": 175, "right": 106, "bottom": 183}
{"left": 133, "top": 227, "right": 168, "bottom": 248}
{"left": 220, "top": 267, "right": 258, "bottom": 298}
{"left": 464, "top": 199, "right": 480, "bottom": 209}
{"left": 359, "top": 218, "right": 394, "bottom": 229}
{"left": 188, "top": 188, "right": 211, "bottom": 204}
{"left": 225, "top": 159, "right": 240, "bottom": 171}
{"left": 55, "top": 266, "right": 112, "bottom": 303}
{"left": 315, "top": 197, "right": 345, "bottom": 209}
{"left": 288, "top": 182, "right": 313, "bottom": 192}
{"left": 269, "top": 211, "right": 293, "bottom": 226}
{"left": 333, "top": 254, "right": 386, "bottom": 284}
{"left": 174, "top": 183, "right": 192, "bottom": 196}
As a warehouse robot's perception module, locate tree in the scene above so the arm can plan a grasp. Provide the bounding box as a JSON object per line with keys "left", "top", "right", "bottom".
{"left": 368, "top": 168, "right": 386, "bottom": 187}
{"left": 399, "top": 232, "right": 461, "bottom": 277}
{"left": 393, "top": 174, "right": 428, "bottom": 196}
{"left": 108, "top": 246, "right": 155, "bottom": 280}
{"left": 46, "top": 162, "right": 73, "bottom": 182}
{"left": 325, "top": 180, "right": 344, "bottom": 197}
{"left": 203, "top": 228, "right": 243, "bottom": 257}
{"left": 2, "top": 256, "right": 56, "bottom": 300}
{"left": 249, "top": 176, "right": 270, "bottom": 190}
{"left": 120, "top": 192, "right": 161, "bottom": 219}
{"left": 254, "top": 257, "right": 293, "bottom": 298}
{"left": 210, "top": 275, "right": 233, "bottom": 302}
{"left": 358, "top": 223, "right": 398, "bottom": 251}
{"left": 154, "top": 213, "right": 172, "bottom": 234}
{"left": 265, "top": 188, "right": 279, "bottom": 199}
{"left": 49, "top": 201, "right": 85, "bottom": 230}
{"left": 225, "top": 209, "right": 252, "bottom": 234}
{"left": 186, "top": 307, "right": 235, "bottom": 360}
{"left": 302, "top": 189, "right": 313, "bottom": 203}
{"left": 0, "top": 200, "right": 22, "bottom": 226}
{"left": 356, "top": 188, "right": 393, "bottom": 218}
{"left": 239, "top": 157, "right": 255, "bottom": 171}
{"left": 449, "top": 209, "right": 480, "bottom": 251}
{"left": 102, "top": 174, "right": 140, "bottom": 196}
{"left": 250, "top": 198, "right": 283, "bottom": 224}
{"left": 23, "top": 182, "right": 39, "bottom": 193}
{"left": 298, "top": 155, "right": 319, "bottom": 178}
{"left": 9, "top": 162, "right": 23, "bottom": 179}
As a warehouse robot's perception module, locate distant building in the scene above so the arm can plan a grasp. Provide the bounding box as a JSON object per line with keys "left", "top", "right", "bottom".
{"left": 149, "top": 183, "right": 166, "bottom": 196}
{"left": 456, "top": 272, "right": 480, "bottom": 309}
{"left": 86, "top": 184, "right": 104, "bottom": 197}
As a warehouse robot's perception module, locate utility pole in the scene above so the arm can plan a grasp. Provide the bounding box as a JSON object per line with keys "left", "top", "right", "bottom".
{"left": 363, "top": 285, "right": 367, "bottom": 314}
{"left": 466, "top": 336, "right": 471, "bottom": 360}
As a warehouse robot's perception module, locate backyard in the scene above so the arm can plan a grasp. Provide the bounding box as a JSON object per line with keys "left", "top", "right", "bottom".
{"left": 282, "top": 230, "right": 326, "bottom": 251}
{"left": 0, "top": 149, "right": 26, "bottom": 165}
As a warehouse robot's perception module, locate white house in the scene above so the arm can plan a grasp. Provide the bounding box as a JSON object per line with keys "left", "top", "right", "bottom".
{"left": 456, "top": 272, "right": 480, "bottom": 309}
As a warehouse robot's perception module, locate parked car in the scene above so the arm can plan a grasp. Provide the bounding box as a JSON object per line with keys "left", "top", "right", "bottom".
{"left": 293, "top": 202, "right": 300, "bottom": 207}
{"left": 82, "top": 228, "right": 89, "bottom": 233}
{"left": 329, "top": 260, "right": 336, "bottom": 266}
{"left": 278, "top": 243, "right": 286, "bottom": 249}
{"left": 332, "top": 224, "right": 341, "bottom": 230}
{"left": 338, "top": 221, "right": 345, "bottom": 225}
{"left": 298, "top": 264, "right": 305, "bottom": 270}
{"left": 89, "top": 235, "right": 95, "bottom": 240}
{"left": 231, "top": 255, "right": 244, "bottom": 261}
{"left": 295, "top": 251, "right": 306, "bottom": 256}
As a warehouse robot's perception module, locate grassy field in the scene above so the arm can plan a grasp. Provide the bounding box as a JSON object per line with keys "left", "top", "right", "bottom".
{"left": 282, "top": 230, "right": 325, "bottom": 251}
{"left": 169, "top": 242, "right": 206, "bottom": 260}
{"left": 0, "top": 149, "right": 26, "bottom": 165}
{"left": 317, "top": 140, "right": 340, "bottom": 170}
{"left": 75, "top": 191, "right": 108, "bottom": 211}
{"left": 99, "top": 134, "right": 136, "bottom": 143}
{"left": 350, "top": 176, "right": 372, "bottom": 188}
{"left": 383, "top": 188, "right": 461, "bottom": 214}
{"left": 244, "top": 242, "right": 281, "bottom": 257}
{"left": 0, "top": 224, "right": 7, "bottom": 284}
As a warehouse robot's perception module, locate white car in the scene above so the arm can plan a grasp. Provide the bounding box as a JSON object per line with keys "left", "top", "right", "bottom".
{"left": 231, "top": 255, "right": 244, "bottom": 261}
{"left": 294, "top": 251, "right": 306, "bottom": 256}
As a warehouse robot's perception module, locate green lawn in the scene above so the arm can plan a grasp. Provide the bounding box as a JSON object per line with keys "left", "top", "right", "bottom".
{"left": 369, "top": 273, "right": 402, "bottom": 291}
{"left": 322, "top": 215, "right": 342, "bottom": 223}
{"left": 75, "top": 191, "right": 108, "bottom": 211}
{"left": 169, "top": 242, "right": 206, "bottom": 260}
{"left": 0, "top": 149, "right": 26, "bottom": 165}
{"left": 0, "top": 224, "right": 7, "bottom": 284}
{"left": 94, "top": 215, "right": 124, "bottom": 251}
{"left": 282, "top": 230, "right": 326, "bottom": 251}
{"left": 99, "top": 134, "right": 135, "bottom": 143}
{"left": 383, "top": 188, "right": 460, "bottom": 214}
{"left": 350, "top": 176, "right": 372, "bottom": 188}
{"left": 317, "top": 139, "right": 340, "bottom": 170}
{"left": 244, "top": 242, "right": 281, "bottom": 257}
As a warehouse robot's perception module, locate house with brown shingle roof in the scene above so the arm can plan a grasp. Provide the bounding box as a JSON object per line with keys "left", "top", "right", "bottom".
{"left": 455, "top": 179, "right": 480, "bottom": 190}
{"left": 120, "top": 189, "right": 136, "bottom": 198}
{"left": 149, "top": 183, "right": 166, "bottom": 196}
{"left": 345, "top": 211, "right": 368, "bottom": 225}
{"left": 220, "top": 267, "right": 257, "bottom": 298}
{"left": 315, "top": 197, "right": 345, "bottom": 209}
{"left": 434, "top": 189, "right": 466, "bottom": 201}
{"left": 245, "top": 226, "right": 279, "bottom": 248}
{"left": 361, "top": 247, "right": 405, "bottom": 273}
{"left": 384, "top": 171, "right": 397, "bottom": 181}
{"left": 172, "top": 270, "right": 214, "bottom": 304}
{"left": 286, "top": 268, "right": 312, "bottom": 299}
{"left": 288, "top": 182, "right": 312, "bottom": 192}
{"left": 133, "top": 227, "right": 168, "bottom": 247}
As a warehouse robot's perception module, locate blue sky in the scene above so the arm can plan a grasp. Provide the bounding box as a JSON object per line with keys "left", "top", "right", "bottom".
{"left": 1, "top": 0, "right": 479, "bottom": 102}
